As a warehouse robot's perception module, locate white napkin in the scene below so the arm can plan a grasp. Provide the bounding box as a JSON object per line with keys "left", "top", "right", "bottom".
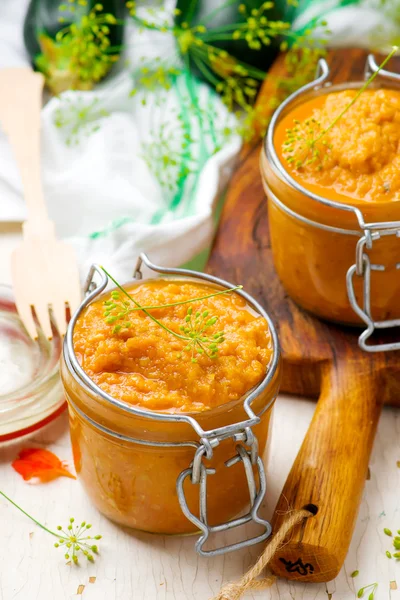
{"left": 293, "top": 0, "right": 398, "bottom": 48}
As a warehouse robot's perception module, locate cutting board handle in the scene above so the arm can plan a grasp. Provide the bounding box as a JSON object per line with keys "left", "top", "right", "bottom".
{"left": 269, "top": 358, "right": 383, "bottom": 582}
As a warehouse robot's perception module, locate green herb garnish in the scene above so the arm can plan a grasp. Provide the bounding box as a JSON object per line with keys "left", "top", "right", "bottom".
{"left": 180, "top": 307, "right": 224, "bottom": 360}
{"left": 357, "top": 583, "right": 378, "bottom": 599}
{"left": 0, "top": 491, "right": 102, "bottom": 565}
{"left": 56, "top": 1, "right": 120, "bottom": 83}
{"left": 54, "top": 1, "right": 329, "bottom": 145}
{"left": 284, "top": 46, "right": 399, "bottom": 170}
{"left": 35, "top": 1, "right": 121, "bottom": 95}
{"left": 382, "top": 526, "right": 400, "bottom": 558}
{"left": 101, "top": 266, "right": 242, "bottom": 362}
{"left": 126, "top": 0, "right": 328, "bottom": 122}
{"left": 351, "top": 570, "right": 359, "bottom": 578}
{"left": 54, "top": 96, "right": 109, "bottom": 146}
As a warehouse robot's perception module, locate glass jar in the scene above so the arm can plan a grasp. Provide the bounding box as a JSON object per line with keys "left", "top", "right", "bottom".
{"left": 61, "top": 254, "right": 281, "bottom": 556}
{"left": 0, "top": 285, "right": 64, "bottom": 442}
{"left": 261, "top": 55, "right": 400, "bottom": 352}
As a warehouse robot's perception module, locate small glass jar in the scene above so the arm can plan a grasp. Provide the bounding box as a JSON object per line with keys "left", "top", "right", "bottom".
{"left": 0, "top": 285, "right": 64, "bottom": 442}
{"left": 61, "top": 254, "right": 281, "bottom": 556}
{"left": 261, "top": 55, "right": 400, "bottom": 351}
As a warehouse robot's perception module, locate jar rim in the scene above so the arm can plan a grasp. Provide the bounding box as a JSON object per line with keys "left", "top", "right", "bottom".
{"left": 63, "top": 258, "right": 281, "bottom": 441}
{"left": 264, "top": 63, "right": 400, "bottom": 232}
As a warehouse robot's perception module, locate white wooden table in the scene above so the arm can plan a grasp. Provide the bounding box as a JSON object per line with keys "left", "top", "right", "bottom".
{"left": 1, "top": 224, "right": 400, "bottom": 600}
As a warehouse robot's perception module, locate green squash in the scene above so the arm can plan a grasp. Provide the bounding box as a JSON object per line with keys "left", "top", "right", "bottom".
{"left": 23, "top": 0, "right": 125, "bottom": 94}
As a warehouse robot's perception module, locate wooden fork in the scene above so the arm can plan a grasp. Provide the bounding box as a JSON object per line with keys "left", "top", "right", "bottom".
{"left": 0, "top": 68, "right": 81, "bottom": 339}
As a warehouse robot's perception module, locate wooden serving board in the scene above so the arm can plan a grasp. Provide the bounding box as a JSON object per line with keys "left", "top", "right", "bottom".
{"left": 207, "top": 49, "right": 400, "bottom": 583}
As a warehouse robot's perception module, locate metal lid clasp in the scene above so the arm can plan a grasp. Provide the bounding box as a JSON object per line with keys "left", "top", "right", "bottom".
{"left": 347, "top": 228, "right": 400, "bottom": 352}
{"left": 176, "top": 427, "right": 271, "bottom": 557}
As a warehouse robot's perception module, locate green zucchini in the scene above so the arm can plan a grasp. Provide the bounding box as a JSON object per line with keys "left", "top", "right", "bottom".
{"left": 23, "top": 0, "right": 125, "bottom": 94}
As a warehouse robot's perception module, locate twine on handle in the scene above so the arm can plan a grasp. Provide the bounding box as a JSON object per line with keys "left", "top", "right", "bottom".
{"left": 210, "top": 508, "right": 313, "bottom": 600}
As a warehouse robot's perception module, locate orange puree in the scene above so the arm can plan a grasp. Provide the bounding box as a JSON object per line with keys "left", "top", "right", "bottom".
{"left": 73, "top": 279, "right": 272, "bottom": 413}
{"left": 275, "top": 89, "right": 400, "bottom": 204}
{"left": 262, "top": 86, "right": 400, "bottom": 326}
{"left": 61, "top": 278, "right": 280, "bottom": 534}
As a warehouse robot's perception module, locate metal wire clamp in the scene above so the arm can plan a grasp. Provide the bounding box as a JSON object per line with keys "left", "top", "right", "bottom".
{"left": 176, "top": 436, "right": 271, "bottom": 556}
{"left": 346, "top": 228, "right": 400, "bottom": 352}
{"left": 65, "top": 253, "right": 281, "bottom": 556}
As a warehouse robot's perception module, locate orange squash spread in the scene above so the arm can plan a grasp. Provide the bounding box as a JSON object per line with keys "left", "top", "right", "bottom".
{"left": 73, "top": 279, "right": 272, "bottom": 413}
{"left": 262, "top": 86, "right": 400, "bottom": 325}
{"left": 275, "top": 89, "right": 400, "bottom": 204}
{"left": 62, "top": 278, "right": 279, "bottom": 534}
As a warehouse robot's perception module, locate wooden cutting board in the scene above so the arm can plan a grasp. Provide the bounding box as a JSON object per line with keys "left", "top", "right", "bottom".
{"left": 207, "top": 48, "right": 400, "bottom": 583}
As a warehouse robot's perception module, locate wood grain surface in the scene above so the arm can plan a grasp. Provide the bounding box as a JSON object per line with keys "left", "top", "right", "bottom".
{"left": 207, "top": 49, "right": 400, "bottom": 583}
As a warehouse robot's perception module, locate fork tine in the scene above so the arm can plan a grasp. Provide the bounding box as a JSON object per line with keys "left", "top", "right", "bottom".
{"left": 51, "top": 299, "right": 68, "bottom": 337}
{"left": 34, "top": 303, "right": 53, "bottom": 340}
{"left": 15, "top": 299, "right": 37, "bottom": 340}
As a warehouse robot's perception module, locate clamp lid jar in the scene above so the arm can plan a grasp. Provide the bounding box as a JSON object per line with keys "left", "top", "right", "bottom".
{"left": 261, "top": 54, "right": 400, "bottom": 351}
{"left": 61, "top": 254, "right": 281, "bottom": 556}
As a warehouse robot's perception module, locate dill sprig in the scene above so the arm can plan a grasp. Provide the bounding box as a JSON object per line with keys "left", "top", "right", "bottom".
{"left": 283, "top": 46, "right": 399, "bottom": 170}
{"left": 357, "top": 582, "right": 378, "bottom": 599}
{"left": 227, "top": 2, "right": 292, "bottom": 49}
{"left": 0, "top": 490, "right": 102, "bottom": 565}
{"left": 36, "top": 0, "right": 121, "bottom": 94}
{"left": 383, "top": 526, "right": 400, "bottom": 558}
{"left": 284, "top": 116, "right": 330, "bottom": 170}
{"left": 130, "top": 63, "right": 182, "bottom": 96}
{"left": 54, "top": 96, "right": 109, "bottom": 145}
{"left": 126, "top": 0, "right": 328, "bottom": 117}
{"left": 101, "top": 267, "right": 242, "bottom": 363}
{"left": 53, "top": 2, "right": 329, "bottom": 145}
{"left": 56, "top": 2, "right": 120, "bottom": 83}
{"left": 240, "top": 46, "right": 327, "bottom": 142}
{"left": 180, "top": 307, "right": 224, "bottom": 360}
{"left": 140, "top": 117, "right": 194, "bottom": 194}
{"left": 350, "top": 570, "right": 378, "bottom": 600}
